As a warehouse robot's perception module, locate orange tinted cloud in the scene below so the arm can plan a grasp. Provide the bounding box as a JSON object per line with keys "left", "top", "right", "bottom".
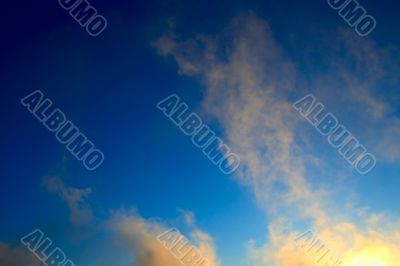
{"left": 109, "top": 210, "right": 219, "bottom": 266}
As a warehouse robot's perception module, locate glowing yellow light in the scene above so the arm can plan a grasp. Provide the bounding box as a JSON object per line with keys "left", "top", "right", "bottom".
{"left": 348, "top": 254, "right": 384, "bottom": 266}
{"left": 342, "top": 245, "right": 392, "bottom": 266}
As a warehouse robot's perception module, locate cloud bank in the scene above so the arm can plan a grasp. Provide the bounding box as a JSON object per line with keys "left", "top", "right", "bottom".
{"left": 108, "top": 209, "right": 219, "bottom": 266}
{"left": 153, "top": 13, "right": 400, "bottom": 265}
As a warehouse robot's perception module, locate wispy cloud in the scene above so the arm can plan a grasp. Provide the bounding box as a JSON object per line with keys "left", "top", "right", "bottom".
{"left": 39, "top": 176, "right": 220, "bottom": 266}
{"left": 43, "top": 176, "right": 93, "bottom": 225}
{"left": 153, "top": 13, "right": 400, "bottom": 265}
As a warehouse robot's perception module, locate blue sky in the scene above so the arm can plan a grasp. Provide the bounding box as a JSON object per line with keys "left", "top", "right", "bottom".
{"left": 1, "top": 0, "right": 400, "bottom": 265}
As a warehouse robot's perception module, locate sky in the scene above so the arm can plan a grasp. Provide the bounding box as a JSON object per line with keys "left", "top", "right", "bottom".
{"left": 0, "top": 0, "right": 400, "bottom": 265}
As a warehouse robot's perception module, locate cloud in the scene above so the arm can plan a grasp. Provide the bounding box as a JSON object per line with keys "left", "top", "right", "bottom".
{"left": 248, "top": 214, "right": 400, "bottom": 266}
{"left": 39, "top": 176, "right": 219, "bottom": 266}
{"left": 0, "top": 242, "right": 42, "bottom": 266}
{"left": 153, "top": 13, "right": 400, "bottom": 265}
{"left": 43, "top": 176, "right": 93, "bottom": 225}
{"left": 153, "top": 12, "right": 326, "bottom": 221}
{"left": 108, "top": 209, "right": 219, "bottom": 266}
{"left": 372, "top": 119, "right": 400, "bottom": 161}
